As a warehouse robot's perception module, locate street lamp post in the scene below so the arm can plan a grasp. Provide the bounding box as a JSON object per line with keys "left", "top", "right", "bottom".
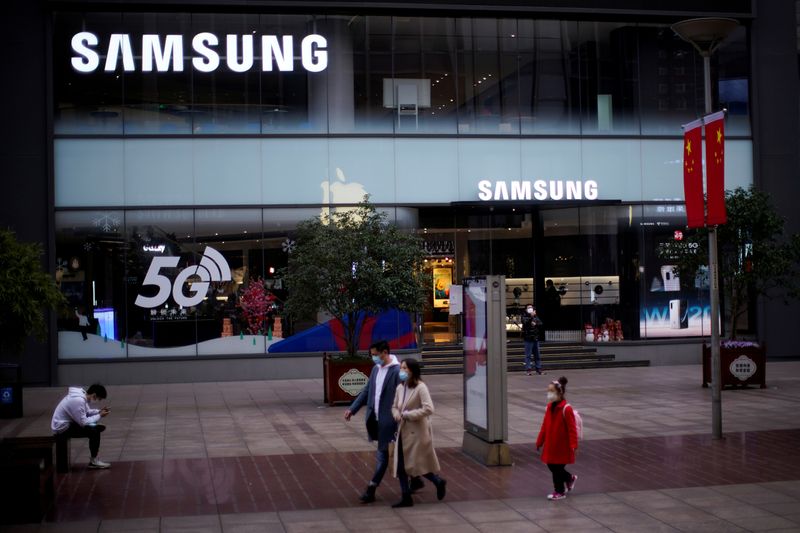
{"left": 671, "top": 18, "right": 739, "bottom": 440}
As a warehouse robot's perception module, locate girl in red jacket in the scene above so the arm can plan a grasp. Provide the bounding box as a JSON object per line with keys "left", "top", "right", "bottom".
{"left": 536, "top": 376, "right": 578, "bottom": 501}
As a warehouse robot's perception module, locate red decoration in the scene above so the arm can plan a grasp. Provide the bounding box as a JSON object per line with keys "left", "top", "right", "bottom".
{"left": 238, "top": 277, "right": 271, "bottom": 334}
{"left": 705, "top": 111, "right": 726, "bottom": 225}
{"left": 683, "top": 120, "right": 705, "bottom": 228}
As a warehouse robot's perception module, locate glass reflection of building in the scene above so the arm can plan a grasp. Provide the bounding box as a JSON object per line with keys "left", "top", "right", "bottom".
{"left": 53, "top": 11, "right": 755, "bottom": 360}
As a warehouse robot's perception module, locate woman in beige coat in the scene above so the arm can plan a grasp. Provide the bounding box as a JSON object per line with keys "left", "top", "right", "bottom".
{"left": 391, "top": 358, "right": 447, "bottom": 507}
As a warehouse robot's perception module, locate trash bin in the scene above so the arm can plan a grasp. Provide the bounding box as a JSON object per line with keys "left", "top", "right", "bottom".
{"left": 0, "top": 363, "right": 23, "bottom": 418}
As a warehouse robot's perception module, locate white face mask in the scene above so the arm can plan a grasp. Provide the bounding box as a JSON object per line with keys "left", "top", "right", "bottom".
{"left": 546, "top": 392, "right": 559, "bottom": 403}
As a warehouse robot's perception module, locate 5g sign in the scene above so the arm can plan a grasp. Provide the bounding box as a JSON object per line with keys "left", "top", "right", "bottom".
{"left": 135, "top": 247, "right": 231, "bottom": 308}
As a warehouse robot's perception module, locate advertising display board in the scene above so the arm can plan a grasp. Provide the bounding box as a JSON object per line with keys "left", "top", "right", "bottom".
{"left": 462, "top": 276, "right": 509, "bottom": 464}
{"left": 463, "top": 277, "right": 489, "bottom": 433}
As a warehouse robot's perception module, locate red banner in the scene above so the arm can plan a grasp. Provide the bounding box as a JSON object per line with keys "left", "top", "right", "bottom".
{"left": 705, "top": 111, "right": 726, "bottom": 225}
{"left": 683, "top": 120, "right": 705, "bottom": 228}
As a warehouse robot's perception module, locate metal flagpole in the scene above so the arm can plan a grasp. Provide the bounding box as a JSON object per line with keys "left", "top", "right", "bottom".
{"left": 671, "top": 17, "right": 739, "bottom": 440}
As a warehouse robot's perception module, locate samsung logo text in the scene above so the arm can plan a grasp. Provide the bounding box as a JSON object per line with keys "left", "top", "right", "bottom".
{"left": 70, "top": 32, "right": 328, "bottom": 74}
{"left": 477, "top": 179, "right": 599, "bottom": 201}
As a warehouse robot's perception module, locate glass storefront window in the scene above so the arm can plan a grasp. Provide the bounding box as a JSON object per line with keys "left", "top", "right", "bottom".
{"left": 55, "top": 210, "right": 127, "bottom": 358}
{"left": 456, "top": 18, "right": 521, "bottom": 134}
{"left": 53, "top": 13, "right": 752, "bottom": 138}
{"left": 191, "top": 14, "right": 261, "bottom": 134}
{"left": 576, "top": 22, "right": 640, "bottom": 135}
{"left": 124, "top": 210, "right": 195, "bottom": 355}
{"left": 53, "top": 12, "right": 125, "bottom": 134}
{"left": 518, "top": 20, "right": 581, "bottom": 135}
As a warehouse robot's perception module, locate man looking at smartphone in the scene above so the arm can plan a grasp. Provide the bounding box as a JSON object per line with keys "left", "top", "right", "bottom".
{"left": 51, "top": 383, "right": 111, "bottom": 469}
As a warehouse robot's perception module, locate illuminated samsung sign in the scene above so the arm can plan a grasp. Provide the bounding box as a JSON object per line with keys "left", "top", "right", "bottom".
{"left": 477, "top": 179, "right": 599, "bottom": 201}
{"left": 70, "top": 32, "right": 328, "bottom": 74}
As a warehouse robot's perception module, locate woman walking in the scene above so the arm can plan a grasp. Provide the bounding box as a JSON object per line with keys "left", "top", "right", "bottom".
{"left": 391, "top": 358, "right": 447, "bottom": 508}
{"left": 536, "top": 376, "right": 578, "bottom": 501}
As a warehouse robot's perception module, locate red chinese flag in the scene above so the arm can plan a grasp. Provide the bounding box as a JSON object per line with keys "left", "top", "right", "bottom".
{"left": 682, "top": 119, "right": 705, "bottom": 228}
{"left": 705, "top": 111, "right": 726, "bottom": 225}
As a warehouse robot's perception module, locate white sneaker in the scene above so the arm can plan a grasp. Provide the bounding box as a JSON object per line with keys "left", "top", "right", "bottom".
{"left": 89, "top": 457, "right": 111, "bottom": 469}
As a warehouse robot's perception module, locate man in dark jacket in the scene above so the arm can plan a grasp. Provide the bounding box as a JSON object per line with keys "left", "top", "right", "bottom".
{"left": 522, "top": 305, "right": 545, "bottom": 375}
{"left": 345, "top": 340, "right": 401, "bottom": 503}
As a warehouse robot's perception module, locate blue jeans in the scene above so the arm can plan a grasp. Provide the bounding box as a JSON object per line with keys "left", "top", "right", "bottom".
{"left": 524, "top": 340, "right": 541, "bottom": 372}
{"left": 370, "top": 441, "right": 390, "bottom": 486}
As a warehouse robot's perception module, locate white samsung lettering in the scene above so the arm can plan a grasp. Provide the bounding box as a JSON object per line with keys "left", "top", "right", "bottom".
{"left": 191, "top": 33, "right": 219, "bottom": 72}
{"left": 533, "top": 180, "right": 548, "bottom": 201}
{"left": 301, "top": 34, "right": 328, "bottom": 72}
{"left": 566, "top": 180, "right": 582, "bottom": 200}
{"left": 142, "top": 34, "right": 184, "bottom": 72}
{"left": 226, "top": 34, "right": 254, "bottom": 72}
{"left": 71, "top": 32, "right": 99, "bottom": 73}
{"left": 104, "top": 34, "right": 134, "bottom": 72}
{"left": 549, "top": 180, "right": 564, "bottom": 200}
{"left": 478, "top": 180, "right": 493, "bottom": 201}
{"left": 262, "top": 35, "right": 294, "bottom": 71}
{"left": 511, "top": 180, "right": 531, "bottom": 201}
{"left": 70, "top": 32, "right": 328, "bottom": 73}
{"left": 585, "top": 180, "right": 599, "bottom": 200}
{"left": 478, "top": 180, "right": 601, "bottom": 202}
{"left": 494, "top": 181, "right": 509, "bottom": 201}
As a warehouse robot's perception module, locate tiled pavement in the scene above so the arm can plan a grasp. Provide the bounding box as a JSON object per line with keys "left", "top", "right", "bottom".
{"left": 2, "top": 362, "right": 800, "bottom": 532}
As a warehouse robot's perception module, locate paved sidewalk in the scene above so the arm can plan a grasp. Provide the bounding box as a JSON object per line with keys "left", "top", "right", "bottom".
{"left": 6, "top": 481, "right": 800, "bottom": 532}
{"left": 2, "top": 363, "right": 799, "bottom": 462}
{"left": 2, "top": 362, "right": 800, "bottom": 532}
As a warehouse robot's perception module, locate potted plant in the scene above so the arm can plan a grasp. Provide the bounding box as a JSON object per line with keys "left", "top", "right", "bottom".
{"left": 0, "top": 229, "right": 66, "bottom": 417}
{"left": 283, "top": 197, "right": 426, "bottom": 404}
{"left": 665, "top": 187, "right": 800, "bottom": 388}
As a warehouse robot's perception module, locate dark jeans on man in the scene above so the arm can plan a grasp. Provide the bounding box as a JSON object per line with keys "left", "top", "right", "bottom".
{"left": 524, "top": 339, "right": 542, "bottom": 372}
{"left": 396, "top": 435, "right": 442, "bottom": 495}
{"left": 547, "top": 463, "right": 573, "bottom": 494}
{"left": 371, "top": 441, "right": 390, "bottom": 486}
{"left": 79, "top": 325, "right": 90, "bottom": 341}
{"left": 58, "top": 422, "right": 105, "bottom": 458}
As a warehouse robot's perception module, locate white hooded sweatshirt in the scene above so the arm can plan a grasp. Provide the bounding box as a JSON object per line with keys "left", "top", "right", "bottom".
{"left": 51, "top": 387, "right": 101, "bottom": 433}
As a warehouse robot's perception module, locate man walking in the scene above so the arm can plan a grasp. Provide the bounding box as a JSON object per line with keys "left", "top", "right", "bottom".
{"left": 344, "top": 340, "right": 401, "bottom": 503}
{"left": 51, "top": 383, "right": 111, "bottom": 469}
{"left": 522, "top": 305, "right": 545, "bottom": 375}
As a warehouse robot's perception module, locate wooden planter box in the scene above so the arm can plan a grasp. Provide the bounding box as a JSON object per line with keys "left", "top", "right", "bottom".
{"left": 702, "top": 344, "right": 766, "bottom": 389}
{"left": 323, "top": 355, "right": 374, "bottom": 406}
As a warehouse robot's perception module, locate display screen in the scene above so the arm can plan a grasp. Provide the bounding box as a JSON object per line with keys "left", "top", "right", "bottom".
{"left": 640, "top": 228, "right": 710, "bottom": 338}
{"left": 463, "top": 278, "right": 488, "bottom": 431}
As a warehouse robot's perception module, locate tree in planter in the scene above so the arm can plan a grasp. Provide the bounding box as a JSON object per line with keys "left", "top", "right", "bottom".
{"left": 0, "top": 229, "right": 66, "bottom": 357}
{"left": 663, "top": 187, "right": 800, "bottom": 340}
{"left": 283, "top": 198, "right": 427, "bottom": 358}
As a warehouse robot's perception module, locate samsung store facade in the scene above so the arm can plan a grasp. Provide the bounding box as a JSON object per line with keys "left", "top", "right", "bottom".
{"left": 3, "top": 0, "right": 799, "bottom": 385}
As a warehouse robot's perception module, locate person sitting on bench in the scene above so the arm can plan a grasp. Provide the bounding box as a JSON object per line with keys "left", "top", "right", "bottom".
{"left": 51, "top": 383, "right": 111, "bottom": 469}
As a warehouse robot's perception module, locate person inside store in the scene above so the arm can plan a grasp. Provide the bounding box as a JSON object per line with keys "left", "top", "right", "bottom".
{"left": 391, "top": 358, "right": 447, "bottom": 508}
{"left": 344, "top": 340, "right": 404, "bottom": 503}
{"left": 51, "top": 383, "right": 111, "bottom": 469}
{"left": 74, "top": 305, "right": 91, "bottom": 341}
{"left": 542, "top": 279, "right": 562, "bottom": 329}
{"left": 522, "top": 305, "right": 545, "bottom": 375}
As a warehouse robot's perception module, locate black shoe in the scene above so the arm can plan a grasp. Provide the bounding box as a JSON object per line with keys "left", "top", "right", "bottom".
{"left": 436, "top": 478, "right": 447, "bottom": 501}
{"left": 359, "top": 484, "right": 376, "bottom": 504}
{"left": 410, "top": 476, "right": 425, "bottom": 493}
{"left": 391, "top": 493, "right": 414, "bottom": 508}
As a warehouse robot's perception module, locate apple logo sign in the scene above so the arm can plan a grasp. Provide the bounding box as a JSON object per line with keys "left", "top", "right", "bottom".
{"left": 320, "top": 167, "right": 369, "bottom": 217}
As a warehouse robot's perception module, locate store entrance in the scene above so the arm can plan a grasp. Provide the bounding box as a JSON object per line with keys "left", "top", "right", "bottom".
{"left": 418, "top": 205, "right": 536, "bottom": 346}
{"left": 417, "top": 203, "right": 634, "bottom": 347}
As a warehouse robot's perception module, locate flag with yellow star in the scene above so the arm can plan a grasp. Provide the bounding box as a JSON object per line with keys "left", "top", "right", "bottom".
{"left": 705, "top": 110, "right": 726, "bottom": 225}
{"left": 683, "top": 118, "right": 704, "bottom": 228}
